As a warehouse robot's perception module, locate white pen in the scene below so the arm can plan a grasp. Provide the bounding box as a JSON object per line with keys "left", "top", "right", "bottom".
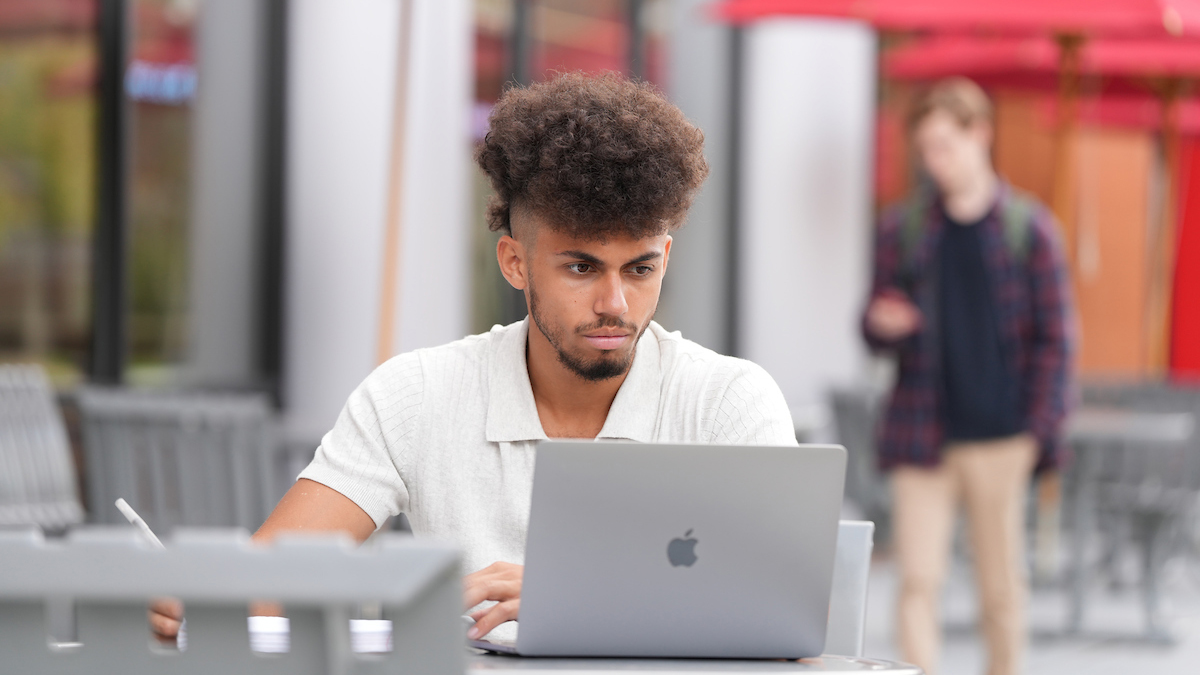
{"left": 115, "top": 498, "right": 166, "bottom": 550}
{"left": 117, "top": 498, "right": 186, "bottom": 650}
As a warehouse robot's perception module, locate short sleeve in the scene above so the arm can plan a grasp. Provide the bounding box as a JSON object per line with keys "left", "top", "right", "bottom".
{"left": 297, "top": 352, "right": 424, "bottom": 529}
{"left": 706, "top": 360, "right": 798, "bottom": 446}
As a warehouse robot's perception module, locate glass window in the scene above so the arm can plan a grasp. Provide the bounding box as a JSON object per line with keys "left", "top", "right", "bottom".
{"left": 530, "top": 0, "right": 628, "bottom": 81}
{"left": 640, "top": 0, "right": 670, "bottom": 88}
{"left": 0, "top": 0, "right": 97, "bottom": 386}
{"left": 124, "top": 0, "right": 197, "bottom": 386}
{"left": 471, "top": 0, "right": 517, "bottom": 333}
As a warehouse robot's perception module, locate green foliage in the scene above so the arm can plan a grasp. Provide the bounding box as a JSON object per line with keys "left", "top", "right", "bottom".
{"left": 0, "top": 36, "right": 96, "bottom": 382}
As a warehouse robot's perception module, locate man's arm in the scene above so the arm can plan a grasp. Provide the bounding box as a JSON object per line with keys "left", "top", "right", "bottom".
{"left": 151, "top": 354, "right": 424, "bottom": 641}
{"left": 257, "top": 484, "right": 524, "bottom": 641}
{"left": 254, "top": 478, "right": 377, "bottom": 544}
{"left": 1024, "top": 210, "right": 1075, "bottom": 472}
{"left": 148, "top": 479, "right": 377, "bottom": 640}
{"left": 862, "top": 209, "right": 922, "bottom": 350}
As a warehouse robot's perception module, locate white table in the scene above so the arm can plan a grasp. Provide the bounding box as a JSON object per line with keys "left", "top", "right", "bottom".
{"left": 247, "top": 622, "right": 923, "bottom": 673}
{"left": 469, "top": 653, "right": 922, "bottom": 674}
{"left": 1065, "top": 408, "right": 1195, "bottom": 444}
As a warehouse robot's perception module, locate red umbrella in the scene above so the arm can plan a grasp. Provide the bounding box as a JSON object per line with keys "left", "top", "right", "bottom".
{"left": 715, "top": 0, "right": 1200, "bottom": 38}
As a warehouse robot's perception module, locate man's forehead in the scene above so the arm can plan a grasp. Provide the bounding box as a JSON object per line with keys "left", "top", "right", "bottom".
{"left": 539, "top": 227, "right": 668, "bottom": 257}
{"left": 514, "top": 209, "right": 668, "bottom": 253}
{"left": 916, "top": 110, "right": 984, "bottom": 140}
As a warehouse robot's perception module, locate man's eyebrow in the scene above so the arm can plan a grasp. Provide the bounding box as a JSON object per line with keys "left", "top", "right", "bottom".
{"left": 624, "top": 251, "right": 662, "bottom": 265}
{"left": 556, "top": 250, "right": 663, "bottom": 266}
{"left": 558, "top": 250, "right": 605, "bottom": 265}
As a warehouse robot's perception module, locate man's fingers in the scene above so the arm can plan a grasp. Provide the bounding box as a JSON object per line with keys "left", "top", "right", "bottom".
{"left": 148, "top": 608, "right": 182, "bottom": 638}
{"left": 147, "top": 597, "right": 183, "bottom": 642}
{"left": 150, "top": 597, "right": 183, "bottom": 620}
{"left": 462, "top": 562, "right": 519, "bottom": 586}
{"left": 462, "top": 578, "right": 521, "bottom": 609}
{"left": 249, "top": 600, "right": 285, "bottom": 617}
{"left": 467, "top": 599, "right": 519, "bottom": 640}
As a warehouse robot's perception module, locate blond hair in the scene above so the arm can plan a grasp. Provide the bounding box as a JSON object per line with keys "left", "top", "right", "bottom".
{"left": 907, "top": 77, "right": 993, "bottom": 133}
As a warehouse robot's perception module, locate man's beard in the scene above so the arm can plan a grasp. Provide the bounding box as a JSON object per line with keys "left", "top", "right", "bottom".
{"left": 528, "top": 281, "right": 649, "bottom": 382}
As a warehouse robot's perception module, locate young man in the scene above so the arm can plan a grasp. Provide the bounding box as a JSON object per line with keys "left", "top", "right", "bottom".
{"left": 150, "top": 73, "right": 796, "bottom": 643}
{"left": 862, "top": 78, "right": 1074, "bottom": 675}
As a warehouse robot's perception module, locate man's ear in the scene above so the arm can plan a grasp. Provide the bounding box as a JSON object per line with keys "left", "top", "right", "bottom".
{"left": 662, "top": 235, "right": 672, "bottom": 275}
{"left": 496, "top": 235, "right": 528, "bottom": 291}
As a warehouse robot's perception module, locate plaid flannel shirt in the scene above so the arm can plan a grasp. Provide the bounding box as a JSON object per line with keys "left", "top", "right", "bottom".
{"left": 862, "top": 182, "right": 1076, "bottom": 473}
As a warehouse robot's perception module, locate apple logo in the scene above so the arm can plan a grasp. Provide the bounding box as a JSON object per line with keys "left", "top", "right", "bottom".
{"left": 667, "top": 529, "right": 698, "bottom": 567}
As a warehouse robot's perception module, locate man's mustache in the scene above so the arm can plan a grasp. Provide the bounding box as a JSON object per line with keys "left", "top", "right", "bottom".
{"left": 575, "top": 317, "right": 638, "bottom": 334}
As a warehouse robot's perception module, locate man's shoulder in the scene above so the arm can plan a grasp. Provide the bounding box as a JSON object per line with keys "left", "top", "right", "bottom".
{"left": 876, "top": 199, "right": 911, "bottom": 234}
{"left": 649, "top": 322, "right": 775, "bottom": 390}
{"left": 648, "top": 323, "right": 795, "bottom": 444}
{"left": 368, "top": 321, "right": 520, "bottom": 390}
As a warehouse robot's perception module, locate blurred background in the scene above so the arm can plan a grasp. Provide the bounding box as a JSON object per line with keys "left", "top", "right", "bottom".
{"left": 3, "top": 0, "right": 1200, "bottom": 672}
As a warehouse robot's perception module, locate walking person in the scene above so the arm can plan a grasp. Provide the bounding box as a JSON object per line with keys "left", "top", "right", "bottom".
{"left": 862, "top": 78, "right": 1075, "bottom": 675}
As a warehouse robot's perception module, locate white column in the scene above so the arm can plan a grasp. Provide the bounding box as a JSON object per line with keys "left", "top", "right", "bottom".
{"left": 392, "top": 0, "right": 473, "bottom": 356}
{"left": 739, "top": 19, "right": 876, "bottom": 421}
{"left": 186, "top": 0, "right": 266, "bottom": 388}
{"left": 284, "top": 0, "right": 472, "bottom": 443}
{"left": 659, "top": 0, "right": 735, "bottom": 354}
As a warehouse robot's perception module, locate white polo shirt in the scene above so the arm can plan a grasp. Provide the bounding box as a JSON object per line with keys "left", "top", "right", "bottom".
{"left": 300, "top": 318, "right": 797, "bottom": 580}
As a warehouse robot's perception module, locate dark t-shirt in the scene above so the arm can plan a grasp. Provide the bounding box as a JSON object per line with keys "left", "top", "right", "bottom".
{"left": 938, "top": 211, "right": 1024, "bottom": 441}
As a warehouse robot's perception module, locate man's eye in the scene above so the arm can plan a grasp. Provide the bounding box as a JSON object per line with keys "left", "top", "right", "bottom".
{"left": 631, "top": 265, "right": 654, "bottom": 276}
{"left": 567, "top": 263, "right": 592, "bottom": 274}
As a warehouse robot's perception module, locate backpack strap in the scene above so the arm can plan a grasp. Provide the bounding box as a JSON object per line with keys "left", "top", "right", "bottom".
{"left": 899, "top": 184, "right": 1037, "bottom": 276}
{"left": 999, "top": 189, "right": 1035, "bottom": 266}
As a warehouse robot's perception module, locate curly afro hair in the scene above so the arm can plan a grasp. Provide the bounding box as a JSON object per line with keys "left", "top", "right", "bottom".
{"left": 476, "top": 72, "right": 709, "bottom": 240}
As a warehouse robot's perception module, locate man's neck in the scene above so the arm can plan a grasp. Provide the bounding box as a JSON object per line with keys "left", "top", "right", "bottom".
{"left": 943, "top": 168, "right": 999, "bottom": 225}
{"left": 526, "top": 325, "right": 630, "bottom": 439}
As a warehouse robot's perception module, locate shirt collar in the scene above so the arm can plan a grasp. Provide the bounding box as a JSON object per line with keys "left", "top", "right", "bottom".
{"left": 485, "top": 319, "right": 547, "bottom": 443}
{"left": 484, "top": 319, "right": 663, "bottom": 444}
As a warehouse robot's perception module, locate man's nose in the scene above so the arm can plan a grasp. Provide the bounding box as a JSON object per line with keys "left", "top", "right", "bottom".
{"left": 594, "top": 272, "right": 629, "bottom": 317}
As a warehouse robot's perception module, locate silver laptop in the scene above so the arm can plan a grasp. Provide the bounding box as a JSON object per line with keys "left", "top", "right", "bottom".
{"left": 470, "top": 440, "right": 847, "bottom": 659}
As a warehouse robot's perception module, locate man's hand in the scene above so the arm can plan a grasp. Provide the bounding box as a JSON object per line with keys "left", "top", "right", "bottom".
{"left": 463, "top": 561, "right": 523, "bottom": 640}
{"left": 148, "top": 597, "right": 183, "bottom": 643}
{"left": 866, "top": 290, "right": 922, "bottom": 342}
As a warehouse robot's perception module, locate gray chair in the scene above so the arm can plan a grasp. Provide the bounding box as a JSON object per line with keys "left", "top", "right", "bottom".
{"left": 826, "top": 520, "right": 876, "bottom": 658}
{"left": 1065, "top": 385, "right": 1200, "bottom": 641}
{"left": 830, "top": 389, "right": 891, "bottom": 537}
{"left": 75, "top": 388, "right": 278, "bottom": 533}
{"left": 0, "top": 364, "right": 84, "bottom": 529}
{"left": 0, "top": 526, "right": 462, "bottom": 674}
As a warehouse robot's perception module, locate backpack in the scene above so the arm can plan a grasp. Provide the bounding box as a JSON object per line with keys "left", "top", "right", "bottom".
{"left": 899, "top": 186, "right": 1036, "bottom": 275}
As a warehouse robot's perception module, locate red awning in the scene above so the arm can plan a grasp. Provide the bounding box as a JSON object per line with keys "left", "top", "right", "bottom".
{"left": 881, "top": 35, "right": 1200, "bottom": 132}
{"left": 887, "top": 35, "right": 1200, "bottom": 80}
{"left": 714, "top": 0, "right": 1200, "bottom": 39}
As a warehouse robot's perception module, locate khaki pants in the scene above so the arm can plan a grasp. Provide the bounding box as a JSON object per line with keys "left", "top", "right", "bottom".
{"left": 892, "top": 434, "right": 1036, "bottom": 675}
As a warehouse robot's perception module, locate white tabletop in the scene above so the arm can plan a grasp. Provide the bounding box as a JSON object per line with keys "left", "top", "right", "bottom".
{"left": 468, "top": 653, "right": 922, "bottom": 674}
{"left": 1065, "top": 407, "right": 1195, "bottom": 444}
{"left": 246, "top": 622, "right": 923, "bottom": 673}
